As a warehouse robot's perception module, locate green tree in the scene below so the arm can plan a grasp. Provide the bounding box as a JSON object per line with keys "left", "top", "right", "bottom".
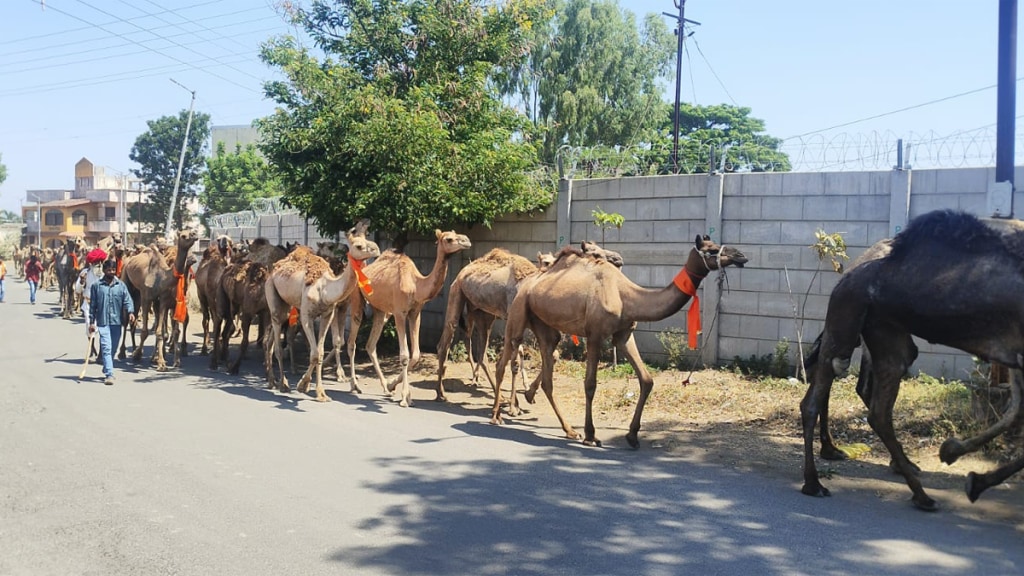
{"left": 0, "top": 152, "right": 7, "bottom": 186}
{"left": 0, "top": 209, "right": 20, "bottom": 223}
{"left": 129, "top": 110, "right": 212, "bottom": 235}
{"left": 257, "top": 0, "right": 553, "bottom": 245}
{"left": 667, "top": 103, "right": 791, "bottom": 173}
{"left": 508, "top": 0, "right": 675, "bottom": 163}
{"left": 201, "top": 142, "right": 283, "bottom": 226}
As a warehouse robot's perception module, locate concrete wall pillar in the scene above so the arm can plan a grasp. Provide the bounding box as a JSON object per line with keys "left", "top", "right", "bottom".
{"left": 889, "top": 169, "right": 912, "bottom": 236}
{"left": 701, "top": 173, "right": 725, "bottom": 367}
{"left": 555, "top": 177, "right": 572, "bottom": 249}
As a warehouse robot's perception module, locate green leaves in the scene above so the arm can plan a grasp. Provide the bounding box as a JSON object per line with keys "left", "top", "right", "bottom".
{"left": 129, "top": 110, "right": 211, "bottom": 234}
{"left": 201, "top": 142, "right": 282, "bottom": 229}
{"left": 258, "top": 0, "right": 552, "bottom": 240}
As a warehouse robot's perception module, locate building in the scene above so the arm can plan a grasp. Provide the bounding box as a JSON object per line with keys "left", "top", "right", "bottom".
{"left": 21, "top": 158, "right": 149, "bottom": 249}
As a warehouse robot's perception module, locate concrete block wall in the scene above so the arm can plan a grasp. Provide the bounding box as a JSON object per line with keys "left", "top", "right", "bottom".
{"left": 210, "top": 165, "right": 1023, "bottom": 379}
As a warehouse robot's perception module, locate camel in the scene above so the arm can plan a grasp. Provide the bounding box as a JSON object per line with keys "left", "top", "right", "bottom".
{"left": 216, "top": 258, "right": 272, "bottom": 377}
{"left": 801, "top": 209, "right": 1024, "bottom": 511}
{"left": 119, "top": 229, "right": 198, "bottom": 371}
{"left": 195, "top": 235, "right": 234, "bottom": 357}
{"left": 346, "top": 229, "right": 473, "bottom": 407}
{"left": 264, "top": 220, "right": 380, "bottom": 402}
{"left": 435, "top": 244, "right": 620, "bottom": 403}
{"left": 56, "top": 237, "right": 88, "bottom": 319}
{"left": 492, "top": 235, "right": 748, "bottom": 447}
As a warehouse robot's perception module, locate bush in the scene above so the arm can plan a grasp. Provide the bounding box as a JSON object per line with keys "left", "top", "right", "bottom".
{"left": 730, "top": 339, "right": 792, "bottom": 378}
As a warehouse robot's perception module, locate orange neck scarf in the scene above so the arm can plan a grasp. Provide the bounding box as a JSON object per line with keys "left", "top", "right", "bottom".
{"left": 288, "top": 307, "right": 299, "bottom": 326}
{"left": 72, "top": 253, "right": 79, "bottom": 269}
{"left": 115, "top": 257, "right": 123, "bottom": 277}
{"left": 672, "top": 268, "right": 703, "bottom": 350}
{"left": 348, "top": 255, "right": 373, "bottom": 296}
{"left": 173, "top": 270, "right": 187, "bottom": 323}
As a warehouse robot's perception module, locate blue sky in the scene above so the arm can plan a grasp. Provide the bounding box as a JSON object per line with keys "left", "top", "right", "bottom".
{"left": 0, "top": 0, "right": 1015, "bottom": 214}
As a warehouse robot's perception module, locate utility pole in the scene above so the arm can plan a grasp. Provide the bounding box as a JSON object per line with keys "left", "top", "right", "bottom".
{"left": 165, "top": 78, "right": 196, "bottom": 239}
{"left": 991, "top": 0, "right": 1018, "bottom": 218}
{"left": 663, "top": 1, "right": 700, "bottom": 174}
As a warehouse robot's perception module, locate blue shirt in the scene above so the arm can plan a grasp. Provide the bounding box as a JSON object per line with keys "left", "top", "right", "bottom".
{"left": 89, "top": 276, "right": 135, "bottom": 327}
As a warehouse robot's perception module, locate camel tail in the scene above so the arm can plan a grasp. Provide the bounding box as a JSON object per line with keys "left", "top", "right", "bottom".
{"left": 804, "top": 331, "right": 823, "bottom": 373}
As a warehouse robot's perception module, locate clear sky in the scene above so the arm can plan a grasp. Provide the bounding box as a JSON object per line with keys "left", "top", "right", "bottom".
{"left": 0, "top": 0, "right": 1016, "bottom": 215}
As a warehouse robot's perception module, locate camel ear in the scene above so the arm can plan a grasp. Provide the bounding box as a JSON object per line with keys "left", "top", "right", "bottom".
{"left": 435, "top": 229, "right": 443, "bottom": 241}
{"left": 694, "top": 234, "right": 703, "bottom": 248}
{"left": 703, "top": 234, "right": 711, "bottom": 241}
{"left": 353, "top": 218, "right": 370, "bottom": 236}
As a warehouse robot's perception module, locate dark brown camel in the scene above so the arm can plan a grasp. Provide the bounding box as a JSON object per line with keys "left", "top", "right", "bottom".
{"left": 801, "top": 209, "right": 1024, "bottom": 511}
{"left": 195, "top": 235, "right": 234, "bottom": 357}
{"left": 493, "top": 235, "right": 748, "bottom": 447}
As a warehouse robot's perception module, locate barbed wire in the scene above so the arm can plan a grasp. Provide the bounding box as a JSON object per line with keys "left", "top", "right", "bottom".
{"left": 554, "top": 127, "right": 1024, "bottom": 178}
{"left": 207, "top": 195, "right": 298, "bottom": 228}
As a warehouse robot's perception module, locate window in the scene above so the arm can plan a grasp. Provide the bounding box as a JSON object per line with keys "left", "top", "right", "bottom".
{"left": 44, "top": 210, "right": 63, "bottom": 226}
{"left": 105, "top": 207, "right": 116, "bottom": 221}
{"left": 72, "top": 210, "right": 87, "bottom": 226}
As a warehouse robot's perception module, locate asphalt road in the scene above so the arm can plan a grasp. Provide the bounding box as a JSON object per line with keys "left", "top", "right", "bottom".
{"left": 3, "top": 277, "right": 1024, "bottom": 576}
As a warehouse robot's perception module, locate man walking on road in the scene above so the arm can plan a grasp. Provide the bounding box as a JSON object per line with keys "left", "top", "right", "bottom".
{"left": 88, "top": 258, "right": 135, "bottom": 385}
{"left": 0, "top": 257, "right": 7, "bottom": 303}
{"left": 24, "top": 253, "right": 43, "bottom": 305}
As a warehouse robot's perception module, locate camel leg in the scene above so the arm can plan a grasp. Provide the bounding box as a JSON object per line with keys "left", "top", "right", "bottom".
{"left": 132, "top": 306, "right": 150, "bottom": 363}
{"left": 228, "top": 313, "right": 252, "bottom": 375}
{"left": 491, "top": 327, "right": 518, "bottom": 425}
{"left": 296, "top": 313, "right": 319, "bottom": 394}
{"left": 270, "top": 318, "right": 290, "bottom": 393}
{"left": 364, "top": 311, "right": 391, "bottom": 395}
{"left": 389, "top": 312, "right": 413, "bottom": 407}
{"left": 941, "top": 365, "right": 1024, "bottom": 464}
{"left": 435, "top": 308, "right": 459, "bottom": 402}
{"left": 609, "top": 333, "right": 651, "bottom": 448}
{"left": 535, "top": 325, "right": 580, "bottom": 441}
{"left": 329, "top": 303, "right": 354, "bottom": 389}
{"left": 966, "top": 450, "right": 1024, "bottom": 503}
{"left": 407, "top": 306, "right": 423, "bottom": 371}
{"left": 346, "top": 298, "right": 364, "bottom": 393}
{"left": 199, "top": 302, "right": 211, "bottom": 355}
{"left": 209, "top": 307, "right": 225, "bottom": 371}
{"left": 861, "top": 326, "right": 936, "bottom": 511}
{"left": 153, "top": 306, "right": 168, "bottom": 371}
{"left": 310, "top": 311, "right": 335, "bottom": 403}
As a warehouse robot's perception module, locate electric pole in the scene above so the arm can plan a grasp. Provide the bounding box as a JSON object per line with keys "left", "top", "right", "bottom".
{"left": 166, "top": 78, "right": 196, "bottom": 239}
{"left": 663, "top": 1, "right": 700, "bottom": 174}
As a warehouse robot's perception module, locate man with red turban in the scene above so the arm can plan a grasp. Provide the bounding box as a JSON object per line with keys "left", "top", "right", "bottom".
{"left": 77, "top": 248, "right": 108, "bottom": 343}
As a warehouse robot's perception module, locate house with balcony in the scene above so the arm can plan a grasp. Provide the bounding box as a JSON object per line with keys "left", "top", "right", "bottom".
{"left": 22, "top": 158, "right": 155, "bottom": 249}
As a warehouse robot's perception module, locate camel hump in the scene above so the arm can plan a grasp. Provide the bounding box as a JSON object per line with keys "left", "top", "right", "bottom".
{"left": 890, "top": 209, "right": 1011, "bottom": 259}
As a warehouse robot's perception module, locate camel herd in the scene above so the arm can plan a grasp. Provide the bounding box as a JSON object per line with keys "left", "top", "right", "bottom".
{"left": 25, "top": 208, "right": 1024, "bottom": 511}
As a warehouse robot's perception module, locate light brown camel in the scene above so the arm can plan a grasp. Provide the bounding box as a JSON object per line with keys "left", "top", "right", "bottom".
{"left": 346, "top": 229, "right": 472, "bottom": 407}
{"left": 119, "top": 229, "right": 198, "bottom": 371}
{"left": 264, "top": 220, "right": 380, "bottom": 402}
{"left": 801, "top": 209, "right": 1024, "bottom": 511}
{"left": 195, "top": 235, "right": 234, "bottom": 357}
{"left": 492, "top": 235, "right": 748, "bottom": 447}
{"left": 435, "top": 248, "right": 555, "bottom": 402}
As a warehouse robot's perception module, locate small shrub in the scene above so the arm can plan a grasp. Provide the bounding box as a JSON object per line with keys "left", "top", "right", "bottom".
{"left": 448, "top": 340, "right": 468, "bottom": 363}
{"left": 730, "top": 339, "right": 792, "bottom": 378}
{"left": 657, "top": 328, "right": 690, "bottom": 370}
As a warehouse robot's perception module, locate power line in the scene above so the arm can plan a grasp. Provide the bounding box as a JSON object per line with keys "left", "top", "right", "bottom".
{"left": 691, "top": 36, "right": 736, "bottom": 106}
{"left": 783, "top": 82, "right": 1013, "bottom": 140}
{"left": 32, "top": 0, "right": 256, "bottom": 92}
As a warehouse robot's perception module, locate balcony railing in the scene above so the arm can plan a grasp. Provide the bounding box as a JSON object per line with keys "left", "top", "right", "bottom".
{"left": 87, "top": 220, "right": 122, "bottom": 233}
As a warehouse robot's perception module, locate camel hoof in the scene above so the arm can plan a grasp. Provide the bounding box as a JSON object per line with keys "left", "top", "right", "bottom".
{"left": 490, "top": 416, "right": 504, "bottom": 426}
{"left": 820, "top": 445, "right": 849, "bottom": 461}
{"left": 912, "top": 495, "right": 939, "bottom": 512}
{"left": 583, "top": 438, "right": 602, "bottom": 447}
{"left": 966, "top": 472, "right": 984, "bottom": 503}
{"left": 435, "top": 394, "right": 447, "bottom": 402}
{"left": 156, "top": 365, "right": 168, "bottom": 372}
{"left": 939, "top": 438, "right": 965, "bottom": 465}
{"left": 524, "top": 391, "right": 537, "bottom": 404}
{"left": 801, "top": 483, "right": 831, "bottom": 498}
{"left": 625, "top": 433, "right": 639, "bottom": 449}
{"left": 316, "top": 395, "right": 332, "bottom": 403}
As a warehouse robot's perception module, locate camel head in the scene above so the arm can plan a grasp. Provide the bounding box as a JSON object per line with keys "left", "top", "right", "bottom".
{"left": 176, "top": 228, "right": 199, "bottom": 248}
{"left": 316, "top": 241, "right": 347, "bottom": 258}
{"left": 435, "top": 229, "right": 472, "bottom": 257}
{"left": 693, "top": 234, "right": 747, "bottom": 270}
{"left": 215, "top": 234, "right": 234, "bottom": 260}
{"left": 579, "top": 240, "right": 624, "bottom": 268}
{"left": 537, "top": 251, "right": 555, "bottom": 270}
{"left": 344, "top": 220, "right": 381, "bottom": 262}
